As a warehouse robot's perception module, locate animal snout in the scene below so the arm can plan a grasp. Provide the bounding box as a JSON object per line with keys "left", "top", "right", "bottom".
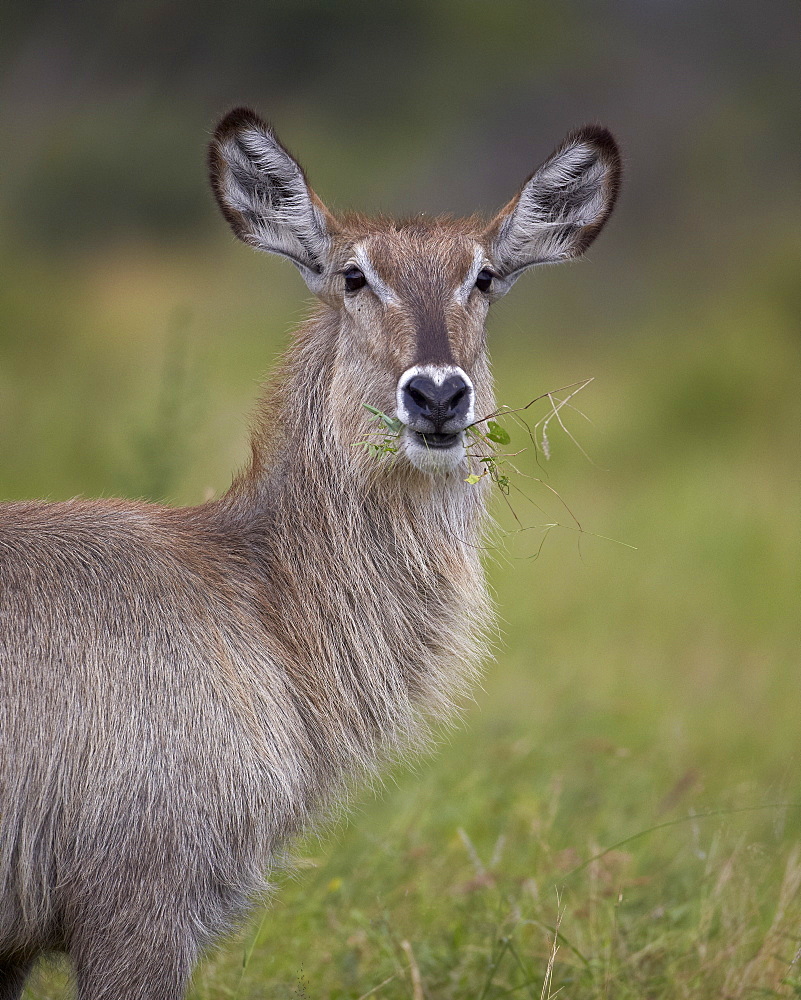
{"left": 399, "top": 369, "right": 473, "bottom": 432}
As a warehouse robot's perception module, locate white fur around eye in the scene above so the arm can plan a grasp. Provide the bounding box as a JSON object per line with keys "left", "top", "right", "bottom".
{"left": 350, "top": 244, "right": 399, "bottom": 306}
{"left": 453, "top": 245, "right": 488, "bottom": 306}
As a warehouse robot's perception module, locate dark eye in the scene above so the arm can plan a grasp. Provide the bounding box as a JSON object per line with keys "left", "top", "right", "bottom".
{"left": 475, "top": 268, "right": 494, "bottom": 293}
{"left": 344, "top": 266, "right": 367, "bottom": 293}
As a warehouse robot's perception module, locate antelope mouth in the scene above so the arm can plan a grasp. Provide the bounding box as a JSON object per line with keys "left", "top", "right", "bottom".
{"left": 403, "top": 426, "right": 467, "bottom": 474}
{"left": 411, "top": 430, "right": 463, "bottom": 450}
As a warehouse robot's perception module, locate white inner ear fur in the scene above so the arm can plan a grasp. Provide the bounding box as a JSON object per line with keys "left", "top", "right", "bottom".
{"left": 518, "top": 143, "right": 608, "bottom": 229}
{"left": 493, "top": 139, "right": 613, "bottom": 278}
{"left": 217, "top": 126, "right": 331, "bottom": 286}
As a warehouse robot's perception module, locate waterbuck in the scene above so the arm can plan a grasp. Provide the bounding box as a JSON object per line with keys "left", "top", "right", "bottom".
{"left": 0, "top": 108, "right": 621, "bottom": 998}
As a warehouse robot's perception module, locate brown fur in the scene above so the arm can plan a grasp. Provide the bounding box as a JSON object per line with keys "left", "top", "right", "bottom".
{"left": 0, "top": 109, "right": 620, "bottom": 998}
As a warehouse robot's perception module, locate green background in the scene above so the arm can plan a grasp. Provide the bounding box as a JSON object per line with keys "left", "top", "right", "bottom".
{"left": 1, "top": 2, "right": 799, "bottom": 996}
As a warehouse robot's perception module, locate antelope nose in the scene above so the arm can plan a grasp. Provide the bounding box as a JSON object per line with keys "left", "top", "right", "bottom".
{"left": 402, "top": 374, "right": 472, "bottom": 431}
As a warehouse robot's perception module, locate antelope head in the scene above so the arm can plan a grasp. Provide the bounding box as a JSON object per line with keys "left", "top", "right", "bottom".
{"left": 209, "top": 109, "right": 621, "bottom": 477}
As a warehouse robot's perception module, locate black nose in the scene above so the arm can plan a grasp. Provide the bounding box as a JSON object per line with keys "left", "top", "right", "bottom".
{"left": 402, "top": 374, "right": 472, "bottom": 431}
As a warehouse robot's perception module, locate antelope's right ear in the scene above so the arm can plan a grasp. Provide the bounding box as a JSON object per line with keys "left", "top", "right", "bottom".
{"left": 209, "top": 108, "right": 334, "bottom": 292}
{"left": 485, "top": 125, "right": 622, "bottom": 289}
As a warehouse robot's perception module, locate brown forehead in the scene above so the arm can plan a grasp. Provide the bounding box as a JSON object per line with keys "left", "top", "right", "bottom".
{"left": 339, "top": 217, "right": 487, "bottom": 368}
{"left": 338, "top": 215, "right": 485, "bottom": 289}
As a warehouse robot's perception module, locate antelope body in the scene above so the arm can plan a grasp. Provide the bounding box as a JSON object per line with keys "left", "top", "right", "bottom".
{"left": 0, "top": 109, "right": 620, "bottom": 998}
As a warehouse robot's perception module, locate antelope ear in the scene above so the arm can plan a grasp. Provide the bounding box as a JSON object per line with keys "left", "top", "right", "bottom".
{"left": 486, "top": 125, "right": 621, "bottom": 287}
{"left": 209, "top": 108, "right": 334, "bottom": 292}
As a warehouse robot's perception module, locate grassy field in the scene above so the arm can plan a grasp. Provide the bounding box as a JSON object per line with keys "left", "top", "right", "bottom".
{"left": 5, "top": 238, "right": 799, "bottom": 999}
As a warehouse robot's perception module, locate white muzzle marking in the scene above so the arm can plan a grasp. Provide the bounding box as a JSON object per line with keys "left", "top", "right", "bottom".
{"left": 396, "top": 364, "right": 474, "bottom": 474}
{"left": 396, "top": 364, "right": 475, "bottom": 427}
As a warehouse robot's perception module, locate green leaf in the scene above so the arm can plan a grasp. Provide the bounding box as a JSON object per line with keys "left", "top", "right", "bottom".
{"left": 485, "top": 421, "right": 511, "bottom": 446}
{"left": 465, "top": 473, "right": 483, "bottom": 484}
{"left": 362, "top": 403, "right": 403, "bottom": 434}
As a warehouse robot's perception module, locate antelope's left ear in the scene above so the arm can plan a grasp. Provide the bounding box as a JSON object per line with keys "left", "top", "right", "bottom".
{"left": 485, "top": 125, "right": 621, "bottom": 288}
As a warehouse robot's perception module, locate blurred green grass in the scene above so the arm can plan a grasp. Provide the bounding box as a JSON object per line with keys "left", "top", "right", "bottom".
{"left": 6, "top": 233, "right": 799, "bottom": 998}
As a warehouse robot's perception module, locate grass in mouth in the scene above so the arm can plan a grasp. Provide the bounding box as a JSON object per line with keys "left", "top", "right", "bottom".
{"left": 359, "top": 379, "right": 634, "bottom": 558}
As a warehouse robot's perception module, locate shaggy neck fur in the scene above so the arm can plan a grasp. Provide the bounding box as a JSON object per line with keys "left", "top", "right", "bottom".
{"left": 213, "top": 307, "right": 493, "bottom": 815}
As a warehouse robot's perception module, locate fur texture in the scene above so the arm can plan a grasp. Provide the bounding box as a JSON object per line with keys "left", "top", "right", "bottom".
{"left": 0, "top": 109, "right": 620, "bottom": 999}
